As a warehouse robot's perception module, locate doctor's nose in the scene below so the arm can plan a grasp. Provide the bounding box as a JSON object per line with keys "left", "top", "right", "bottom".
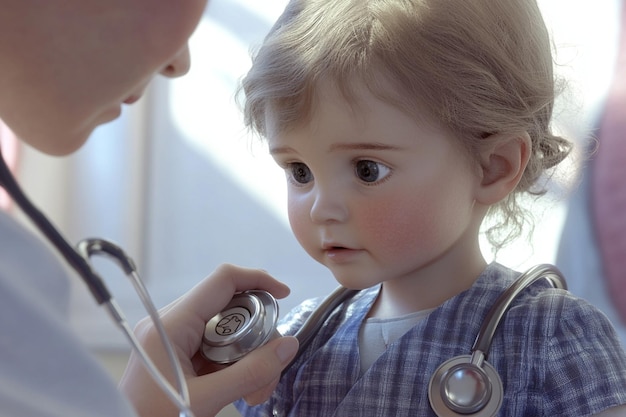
{"left": 309, "top": 185, "right": 349, "bottom": 224}
{"left": 160, "top": 45, "right": 191, "bottom": 78}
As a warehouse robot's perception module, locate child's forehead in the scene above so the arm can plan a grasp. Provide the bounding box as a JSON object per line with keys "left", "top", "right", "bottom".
{"left": 265, "top": 78, "right": 455, "bottom": 148}
{"left": 267, "top": 76, "right": 437, "bottom": 134}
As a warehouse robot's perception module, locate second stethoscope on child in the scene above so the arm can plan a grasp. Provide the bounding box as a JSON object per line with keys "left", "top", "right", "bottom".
{"left": 0, "top": 146, "right": 567, "bottom": 417}
{"left": 201, "top": 266, "right": 567, "bottom": 417}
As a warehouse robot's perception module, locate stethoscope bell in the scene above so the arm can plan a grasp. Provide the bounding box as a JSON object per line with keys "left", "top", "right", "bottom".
{"left": 428, "top": 352, "right": 502, "bottom": 416}
{"left": 201, "top": 290, "right": 281, "bottom": 364}
{"left": 427, "top": 264, "right": 566, "bottom": 416}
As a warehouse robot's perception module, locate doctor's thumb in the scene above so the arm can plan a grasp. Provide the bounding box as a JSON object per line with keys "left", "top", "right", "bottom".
{"left": 238, "top": 336, "right": 299, "bottom": 390}
{"left": 191, "top": 336, "right": 299, "bottom": 414}
{"left": 273, "top": 336, "right": 300, "bottom": 364}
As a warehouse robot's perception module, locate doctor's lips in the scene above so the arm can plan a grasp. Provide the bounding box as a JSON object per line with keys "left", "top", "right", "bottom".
{"left": 123, "top": 94, "right": 142, "bottom": 105}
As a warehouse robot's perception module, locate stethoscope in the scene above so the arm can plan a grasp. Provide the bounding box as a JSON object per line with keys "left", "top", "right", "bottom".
{"left": 1, "top": 146, "right": 568, "bottom": 417}
{"left": 0, "top": 149, "right": 195, "bottom": 417}
{"left": 201, "top": 265, "right": 567, "bottom": 417}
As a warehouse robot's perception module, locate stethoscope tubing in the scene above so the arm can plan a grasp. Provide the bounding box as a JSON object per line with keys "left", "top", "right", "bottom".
{"left": 471, "top": 263, "right": 567, "bottom": 355}
{"left": 280, "top": 263, "right": 567, "bottom": 416}
{"left": 293, "top": 286, "right": 360, "bottom": 352}
{"left": 0, "top": 150, "right": 111, "bottom": 304}
{"left": 0, "top": 150, "right": 194, "bottom": 417}
{"left": 77, "top": 238, "right": 193, "bottom": 417}
{"left": 289, "top": 264, "right": 566, "bottom": 367}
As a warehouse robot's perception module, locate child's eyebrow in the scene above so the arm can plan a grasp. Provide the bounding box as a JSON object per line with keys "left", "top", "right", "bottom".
{"left": 328, "top": 143, "right": 403, "bottom": 152}
{"left": 269, "top": 142, "right": 403, "bottom": 156}
{"left": 269, "top": 145, "right": 296, "bottom": 156}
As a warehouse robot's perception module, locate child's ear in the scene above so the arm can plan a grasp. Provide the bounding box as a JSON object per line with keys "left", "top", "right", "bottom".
{"left": 475, "top": 132, "right": 531, "bottom": 205}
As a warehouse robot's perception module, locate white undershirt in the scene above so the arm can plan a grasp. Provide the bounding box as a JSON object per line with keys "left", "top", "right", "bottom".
{"left": 358, "top": 308, "right": 434, "bottom": 375}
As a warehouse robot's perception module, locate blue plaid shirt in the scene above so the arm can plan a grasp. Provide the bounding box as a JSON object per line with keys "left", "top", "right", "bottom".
{"left": 236, "top": 263, "right": 626, "bottom": 416}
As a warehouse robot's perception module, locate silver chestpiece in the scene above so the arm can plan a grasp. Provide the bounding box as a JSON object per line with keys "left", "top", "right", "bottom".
{"left": 201, "top": 290, "right": 281, "bottom": 364}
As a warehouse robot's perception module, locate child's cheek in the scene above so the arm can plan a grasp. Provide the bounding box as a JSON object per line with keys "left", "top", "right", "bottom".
{"left": 287, "top": 196, "right": 317, "bottom": 257}
{"left": 357, "top": 195, "right": 442, "bottom": 258}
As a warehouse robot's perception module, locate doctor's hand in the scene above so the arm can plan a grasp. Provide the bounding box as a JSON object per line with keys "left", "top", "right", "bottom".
{"left": 118, "top": 264, "right": 299, "bottom": 417}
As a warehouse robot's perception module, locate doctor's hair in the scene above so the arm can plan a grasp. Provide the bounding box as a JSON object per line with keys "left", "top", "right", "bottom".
{"left": 238, "top": 0, "right": 571, "bottom": 251}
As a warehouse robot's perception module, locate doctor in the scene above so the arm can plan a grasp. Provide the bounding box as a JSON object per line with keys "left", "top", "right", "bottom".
{"left": 0, "top": 1, "right": 298, "bottom": 417}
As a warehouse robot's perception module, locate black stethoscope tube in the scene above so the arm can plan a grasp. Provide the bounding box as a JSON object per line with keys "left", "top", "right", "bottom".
{"left": 0, "top": 147, "right": 194, "bottom": 416}
{"left": 0, "top": 147, "right": 112, "bottom": 304}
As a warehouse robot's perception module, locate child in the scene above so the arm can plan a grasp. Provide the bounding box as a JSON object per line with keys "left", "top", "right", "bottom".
{"left": 234, "top": 0, "right": 626, "bottom": 415}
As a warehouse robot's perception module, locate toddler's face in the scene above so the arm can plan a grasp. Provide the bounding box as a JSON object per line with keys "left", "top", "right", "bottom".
{"left": 267, "top": 82, "right": 484, "bottom": 293}
{"left": 1, "top": 0, "right": 207, "bottom": 155}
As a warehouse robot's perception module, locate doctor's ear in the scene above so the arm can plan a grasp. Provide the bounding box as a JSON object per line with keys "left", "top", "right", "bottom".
{"left": 475, "top": 132, "right": 531, "bottom": 205}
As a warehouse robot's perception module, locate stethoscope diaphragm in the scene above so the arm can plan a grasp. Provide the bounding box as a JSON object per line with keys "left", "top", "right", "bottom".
{"left": 201, "top": 290, "right": 281, "bottom": 364}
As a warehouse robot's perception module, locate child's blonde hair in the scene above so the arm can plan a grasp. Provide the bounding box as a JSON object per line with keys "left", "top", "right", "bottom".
{"left": 239, "top": 0, "right": 571, "bottom": 250}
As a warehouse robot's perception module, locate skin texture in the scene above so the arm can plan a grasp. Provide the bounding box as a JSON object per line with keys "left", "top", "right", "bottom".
{"left": 268, "top": 83, "right": 492, "bottom": 318}
{"left": 0, "top": 0, "right": 206, "bottom": 155}
{"left": 0, "top": 1, "right": 299, "bottom": 416}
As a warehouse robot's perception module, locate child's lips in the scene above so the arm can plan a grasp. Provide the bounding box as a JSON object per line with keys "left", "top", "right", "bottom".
{"left": 322, "top": 244, "right": 362, "bottom": 262}
{"left": 322, "top": 242, "right": 348, "bottom": 251}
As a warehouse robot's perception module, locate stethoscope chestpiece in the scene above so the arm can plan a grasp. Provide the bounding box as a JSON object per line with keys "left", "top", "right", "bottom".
{"left": 201, "top": 290, "right": 281, "bottom": 365}
{"left": 428, "top": 352, "right": 503, "bottom": 417}
{"left": 427, "top": 264, "right": 566, "bottom": 416}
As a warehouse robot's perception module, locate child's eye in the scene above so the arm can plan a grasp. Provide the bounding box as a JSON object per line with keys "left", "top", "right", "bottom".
{"left": 287, "top": 162, "right": 314, "bottom": 184}
{"left": 354, "top": 160, "right": 391, "bottom": 183}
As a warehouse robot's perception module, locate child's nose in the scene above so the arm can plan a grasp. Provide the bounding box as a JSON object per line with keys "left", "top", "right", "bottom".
{"left": 309, "top": 183, "right": 349, "bottom": 224}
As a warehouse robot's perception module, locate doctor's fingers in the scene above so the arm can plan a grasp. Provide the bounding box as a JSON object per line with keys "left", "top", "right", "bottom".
{"left": 188, "top": 336, "right": 298, "bottom": 417}
{"left": 147, "top": 264, "right": 291, "bottom": 357}
{"left": 161, "top": 264, "right": 290, "bottom": 320}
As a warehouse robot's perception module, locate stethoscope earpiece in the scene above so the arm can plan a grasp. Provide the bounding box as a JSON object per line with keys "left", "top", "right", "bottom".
{"left": 428, "top": 353, "right": 502, "bottom": 416}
